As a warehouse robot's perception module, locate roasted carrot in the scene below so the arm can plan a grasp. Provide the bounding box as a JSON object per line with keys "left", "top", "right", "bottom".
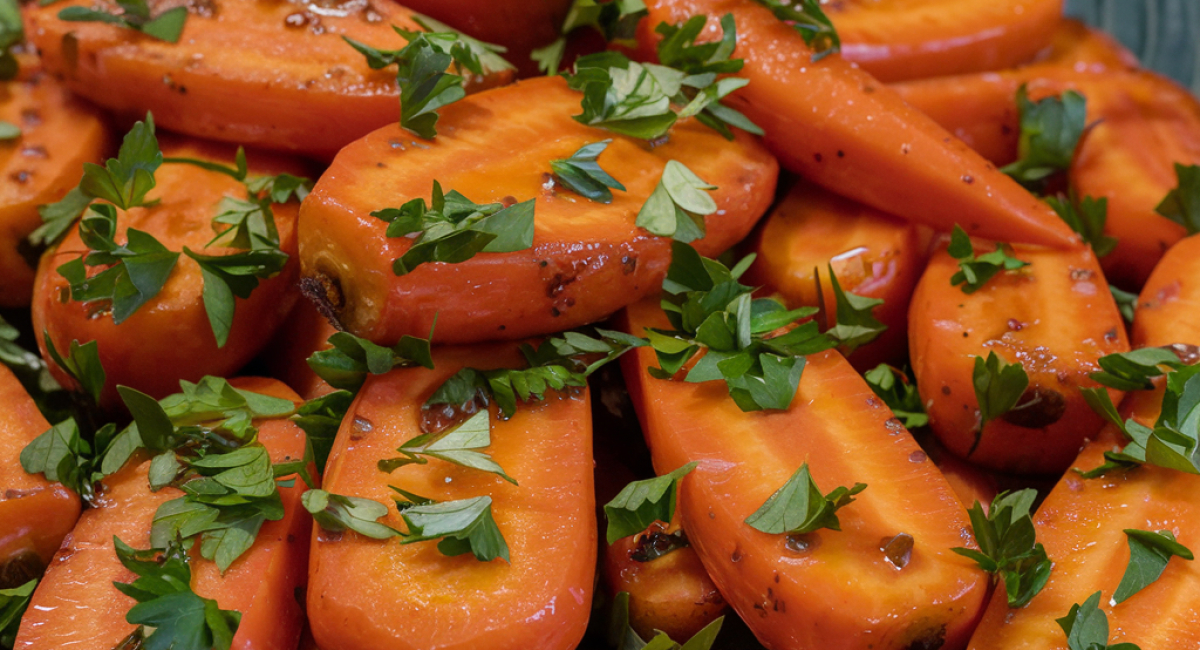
{"left": 617, "top": 297, "right": 989, "bottom": 650}
{"left": 307, "top": 344, "right": 595, "bottom": 650}
{"left": 1032, "top": 17, "right": 1139, "bottom": 73}
{"left": 604, "top": 517, "right": 727, "bottom": 641}
{"left": 32, "top": 137, "right": 305, "bottom": 407}
{"left": 400, "top": 0, "right": 570, "bottom": 77}
{"left": 1134, "top": 233, "right": 1200, "bottom": 350}
{"left": 740, "top": 180, "right": 926, "bottom": 371}
{"left": 912, "top": 430, "right": 999, "bottom": 513}
{"left": 14, "top": 378, "right": 313, "bottom": 650}
{"left": 25, "top": 1, "right": 513, "bottom": 160}
{"left": 831, "top": 0, "right": 1063, "bottom": 82}
{"left": 908, "top": 239, "right": 1129, "bottom": 474}
{"left": 263, "top": 298, "right": 338, "bottom": 401}
{"left": 0, "top": 364, "right": 79, "bottom": 588}
{"left": 0, "top": 67, "right": 108, "bottom": 307}
{"left": 637, "top": 0, "right": 1079, "bottom": 249}
{"left": 298, "top": 74, "right": 777, "bottom": 345}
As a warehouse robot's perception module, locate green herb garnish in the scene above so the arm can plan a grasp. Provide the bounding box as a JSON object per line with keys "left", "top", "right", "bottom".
{"left": 58, "top": 0, "right": 188, "bottom": 43}
{"left": 636, "top": 160, "right": 717, "bottom": 242}
{"left": 1046, "top": 193, "right": 1116, "bottom": 257}
{"left": 532, "top": 0, "right": 647, "bottom": 75}
{"left": 745, "top": 463, "right": 865, "bottom": 535}
{"left": 1057, "top": 591, "right": 1141, "bottom": 650}
{"left": 948, "top": 225, "right": 1028, "bottom": 294}
{"left": 864, "top": 364, "right": 928, "bottom": 429}
{"left": 1112, "top": 529, "right": 1193, "bottom": 604}
{"left": 1001, "top": 87, "right": 1088, "bottom": 192}
{"left": 550, "top": 140, "right": 627, "bottom": 203}
{"left": 1155, "top": 163, "right": 1200, "bottom": 234}
{"left": 609, "top": 591, "right": 723, "bottom": 650}
{"left": 751, "top": 0, "right": 839, "bottom": 61}
{"left": 0, "top": 579, "right": 36, "bottom": 649}
{"left": 603, "top": 462, "right": 697, "bottom": 544}
{"left": 952, "top": 489, "right": 1053, "bottom": 608}
{"left": 969, "top": 351, "right": 1029, "bottom": 455}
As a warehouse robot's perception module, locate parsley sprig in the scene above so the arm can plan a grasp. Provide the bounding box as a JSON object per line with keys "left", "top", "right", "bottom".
{"left": 603, "top": 462, "right": 697, "bottom": 544}
{"left": 744, "top": 463, "right": 866, "bottom": 535}
{"left": 636, "top": 160, "right": 717, "bottom": 242}
{"left": 0, "top": 579, "right": 36, "bottom": 649}
{"left": 57, "top": 0, "right": 188, "bottom": 43}
{"left": 1001, "top": 87, "right": 1088, "bottom": 192}
{"left": 1113, "top": 529, "right": 1193, "bottom": 604}
{"left": 1047, "top": 193, "right": 1116, "bottom": 257}
{"left": 609, "top": 591, "right": 723, "bottom": 650}
{"left": 377, "top": 410, "right": 516, "bottom": 484}
{"left": 864, "top": 364, "right": 928, "bottom": 429}
{"left": 549, "top": 140, "right": 627, "bottom": 203}
{"left": 532, "top": 0, "right": 647, "bottom": 75}
{"left": 1156, "top": 163, "right": 1200, "bottom": 234}
{"left": 951, "top": 489, "right": 1052, "bottom": 608}
{"left": 947, "top": 225, "right": 1029, "bottom": 294}
{"left": 969, "top": 351, "right": 1029, "bottom": 455}
{"left": 0, "top": 0, "right": 22, "bottom": 81}
{"left": 1057, "top": 592, "right": 1141, "bottom": 650}
{"left": 306, "top": 329, "right": 435, "bottom": 392}
{"left": 751, "top": 0, "right": 840, "bottom": 61}
{"left": 370, "top": 181, "right": 535, "bottom": 276}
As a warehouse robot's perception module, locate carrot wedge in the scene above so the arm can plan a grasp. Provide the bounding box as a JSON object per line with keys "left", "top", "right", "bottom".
{"left": 298, "top": 74, "right": 777, "bottom": 345}
{"left": 616, "top": 298, "right": 989, "bottom": 650}
{"left": 0, "top": 364, "right": 79, "bottom": 588}
{"left": 1134, "top": 234, "right": 1200, "bottom": 349}
{"left": 638, "top": 0, "right": 1078, "bottom": 249}
{"left": 307, "top": 344, "right": 595, "bottom": 650}
{"left": 14, "top": 378, "right": 313, "bottom": 650}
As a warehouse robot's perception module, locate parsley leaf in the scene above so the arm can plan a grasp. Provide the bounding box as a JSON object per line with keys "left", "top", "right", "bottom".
{"left": 603, "top": 462, "right": 697, "bottom": 544}
{"left": 403, "top": 14, "right": 514, "bottom": 77}
{"left": 29, "top": 186, "right": 92, "bottom": 249}
{"left": 550, "top": 140, "right": 627, "bottom": 203}
{"left": 0, "top": 0, "right": 22, "bottom": 81}
{"left": 58, "top": 0, "right": 188, "bottom": 43}
{"left": 378, "top": 410, "right": 516, "bottom": 484}
{"left": 306, "top": 330, "right": 434, "bottom": 392}
{"left": 1112, "top": 529, "right": 1193, "bottom": 604}
{"left": 1057, "top": 591, "right": 1142, "bottom": 650}
{"left": 394, "top": 493, "right": 509, "bottom": 562}
{"left": 0, "top": 579, "right": 36, "bottom": 649}
{"left": 565, "top": 53, "right": 681, "bottom": 140}
{"left": 1087, "top": 347, "right": 1183, "bottom": 391}
{"left": 744, "top": 463, "right": 866, "bottom": 535}
{"left": 302, "top": 489, "right": 400, "bottom": 540}
{"left": 864, "top": 364, "right": 928, "bottom": 429}
{"left": 951, "top": 490, "right": 1053, "bottom": 608}
{"left": 0, "top": 121, "right": 17, "bottom": 140}
{"left": 112, "top": 538, "right": 240, "bottom": 650}
{"left": 751, "top": 0, "right": 840, "bottom": 61}
{"left": 1001, "top": 87, "right": 1088, "bottom": 192}
{"left": 825, "top": 265, "right": 886, "bottom": 354}
{"left": 292, "top": 390, "right": 354, "bottom": 474}
{"left": 42, "top": 333, "right": 105, "bottom": 406}
{"left": 1110, "top": 285, "right": 1137, "bottom": 324}
{"left": 1155, "top": 163, "right": 1200, "bottom": 234}
{"left": 1047, "top": 193, "right": 1116, "bottom": 257}
{"left": 970, "top": 351, "right": 1029, "bottom": 455}
{"left": 948, "top": 225, "right": 1029, "bottom": 294}
{"left": 0, "top": 318, "right": 70, "bottom": 425}
{"left": 609, "top": 590, "right": 723, "bottom": 650}
{"left": 81, "top": 113, "right": 164, "bottom": 210}
{"left": 644, "top": 242, "right": 836, "bottom": 412}
{"left": 371, "top": 181, "right": 535, "bottom": 276}
{"left": 636, "top": 160, "right": 717, "bottom": 242}
{"left": 533, "top": 0, "right": 647, "bottom": 75}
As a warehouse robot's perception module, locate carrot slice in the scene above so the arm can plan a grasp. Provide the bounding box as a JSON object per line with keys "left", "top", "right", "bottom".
{"left": 908, "top": 239, "right": 1129, "bottom": 474}
{"left": 0, "top": 67, "right": 108, "bottom": 307}
{"left": 638, "top": 0, "right": 1078, "bottom": 249}
{"left": 1032, "top": 18, "right": 1139, "bottom": 73}
{"left": 0, "top": 364, "right": 79, "bottom": 588}
{"left": 32, "top": 137, "right": 306, "bottom": 407}
{"left": 298, "top": 74, "right": 777, "bottom": 345}
{"left": 400, "top": 0, "right": 570, "bottom": 77}
{"left": 831, "top": 0, "right": 1063, "bottom": 82}
{"left": 617, "top": 298, "right": 989, "bottom": 650}
{"left": 740, "top": 180, "right": 926, "bottom": 371}
{"left": 25, "top": 1, "right": 513, "bottom": 160}
{"left": 14, "top": 378, "right": 313, "bottom": 650}
{"left": 1133, "top": 234, "right": 1200, "bottom": 350}
{"left": 307, "top": 344, "right": 595, "bottom": 650}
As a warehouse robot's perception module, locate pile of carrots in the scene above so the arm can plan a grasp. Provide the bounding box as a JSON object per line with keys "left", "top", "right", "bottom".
{"left": 2, "top": 0, "right": 1199, "bottom": 649}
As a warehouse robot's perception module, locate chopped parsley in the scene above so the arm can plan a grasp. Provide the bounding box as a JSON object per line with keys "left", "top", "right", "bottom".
{"left": 1113, "top": 529, "right": 1192, "bottom": 605}
{"left": 1057, "top": 592, "right": 1141, "bottom": 650}
{"left": 864, "top": 364, "right": 928, "bottom": 429}
{"left": 744, "top": 463, "right": 865, "bottom": 535}
{"left": 970, "top": 351, "right": 1029, "bottom": 455}
{"left": 1155, "top": 163, "right": 1200, "bottom": 234}
{"left": 1046, "top": 193, "right": 1116, "bottom": 257}
{"left": 1001, "top": 87, "right": 1088, "bottom": 192}
{"left": 947, "top": 225, "right": 1029, "bottom": 294}
{"left": 57, "top": 0, "right": 188, "bottom": 43}
{"left": 952, "top": 489, "right": 1053, "bottom": 608}
{"left": 636, "top": 160, "right": 717, "bottom": 242}
{"left": 532, "top": 0, "right": 647, "bottom": 75}
{"left": 751, "top": 0, "right": 840, "bottom": 61}
{"left": 549, "top": 140, "right": 627, "bottom": 203}
{"left": 603, "top": 462, "right": 697, "bottom": 544}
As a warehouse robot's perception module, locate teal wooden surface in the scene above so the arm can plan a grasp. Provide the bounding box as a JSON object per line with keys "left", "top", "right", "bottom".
{"left": 1066, "top": 0, "right": 1200, "bottom": 93}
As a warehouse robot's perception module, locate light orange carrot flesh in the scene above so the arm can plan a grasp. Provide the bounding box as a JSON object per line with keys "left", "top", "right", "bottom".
{"left": 1134, "top": 233, "right": 1200, "bottom": 350}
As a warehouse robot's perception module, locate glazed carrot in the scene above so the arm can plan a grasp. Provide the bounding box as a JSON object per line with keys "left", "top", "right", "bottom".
{"left": 617, "top": 298, "right": 989, "bottom": 650}
{"left": 908, "top": 239, "right": 1129, "bottom": 474}
{"left": 1032, "top": 18, "right": 1139, "bottom": 73}
{"left": 740, "top": 180, "right": 926, "bottom": 371}
{"left": 263, "top": 298, "right": 338, "bottom": 401}
{"left": 32, "top": 137, "right": 306, "bottom": 406}
{"left": 25, "top": 1, "right": 514, "bottom": 160}
{"left": 912, "top": 430, "right": 998, "bottom": 513}
{"left": 298, "top": 74, "right": 777, "bottom": 345}
{"left": 400, "top": 0, "right": 570, "bottom": 77}
{"left": 1133, "top": 234, "right": 1200, "bottom": 349}
{"left": 604, "top": 517, "right": 727, "bottom": 641}
{"left": 15, "top": 378, "right": 313, "bottom": 650}
{"left": 0, "top": 66, "right": 108, "bottom": 307}
{"left": 831, "top": 0, "right": 1063, "bottom": 82}
{"left": 0, "top": 364, "right": 79, "bottom": 588}
{"left": 637, "top": 0, "right": 1078, "bottom": 249}
{"left": 307, "top": 345, "right": 595, "bottom": 650}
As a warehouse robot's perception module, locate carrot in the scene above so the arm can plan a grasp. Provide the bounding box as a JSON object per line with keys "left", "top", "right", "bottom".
{"left": 1134, "top": 234, "right": 1200, "bottom": 350}
{"left": 1032, "top": 18, "right": 1139, "bottom": 73}
{"left": 298, "top": 74, "right": 777, "bottom": 345}
{"left": 616, "top": 297, "right": 989, "bottom": 650}
{"left": 740, "top": 180, "right": 926, "bottom": 371}
{"left": 399, "top": 0, "right": 570, "bottom": 77}
{"left": 14, "top": 378, "right": 313, "bottom": 650}
{"left": 604, "top": 517, "right": 727, "bottom": 641}
{"left": 908, "top": 239, "right": 1129, "bottom": 474}
{"left": 263, "top": 298, "right": 338, "bottom": 401}
{"left": 831, "top": 0, "right": 1063, "bottom": 82}
{"left": 24, "top": 1, "right": 514, "bottom": 160}
{"left": 0, "top": 66, "right": 108, "bottom": 307}
{"left": 637, "top": 0, "right": 1079, "bottom": 250}
{"left": 0, "top": 364, "right": 79, "bottom": 588}
{"left": 913, "top": 430, "right": 999, "bottom": 513}
{"left": 307, "top": 344, "right": 595, "bottom": 650}
{"left": 32, "top": 136, "right": 306, "bottom": 407}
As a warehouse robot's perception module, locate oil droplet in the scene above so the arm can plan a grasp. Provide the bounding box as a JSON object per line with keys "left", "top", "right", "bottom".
{"left": 350, "top": 417, "right": 373, "bottom": 440}
{"left": 880, "top": 533, "right": 914, "bottom": 569}
{"left": 785, "top": 533, "right": 820, "bottom": 555}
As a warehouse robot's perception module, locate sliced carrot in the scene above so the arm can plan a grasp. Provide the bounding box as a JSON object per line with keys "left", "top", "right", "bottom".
{"left": 399, "top": 0, "right": 570, "bottom": 77}
{"left": 307, "top": 344, "right": 595, "bottom": 650}
{"left": 831, "top": 0, "right": 1063, "bottom": 82}
{"left": 0, "top": 67, "right": 108, "bottom": 307}
{"left": 912, "top": 430, "right": 999, "bottom": 512}
{"left": 617, "top": 298, "right": 989, "bottom": 650}
{"left": 638, "top": 0, "right": 1078, "bottom": 249}
{"left": 25, "top": 1, "right": 513, "bottom": 160}
{"left": 908, "top": 239, "right": 1129, "bottom": 474}
{"left": 298, "top": 74, "right": 777, "bottom": 345}
{"left": 263, "top": 298, "right": 338, "bottom": 401}
{"left": 1134, "top": 234, "right": 1200, "bottom": 349}
{"left": 14, "top": 378, "right": 313, "bottom": 650}
{"left": 0, "top": 364, "right": 79, "bottom": 588}
{"left": 1032, "top": 17, "right": 1139, "bottom": 72}
{"left": 740, "top": 180, "right": 926, "bottom": 371}
{"left": 32, "top": 137, "right": 306, "bottom": 407}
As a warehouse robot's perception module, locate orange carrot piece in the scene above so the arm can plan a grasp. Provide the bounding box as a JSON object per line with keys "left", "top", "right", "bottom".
{"left": 908, "top": 240, "right": 1129, "bottom": 474}
{"left": 1134, "top": 233, "right": 1200, "bottom": 350}
{"left": 0, "top": 364, "right": 79, "bottom": 588}
{"left": 617, "top": 298, "right": 989, "bottom": 650}
{"left": 25, "top": 1, "right": 513, "bottom": 160}
{"left": 298, "top": 74, "right": 777, "bottom": 345}
{"left": 740, "top": 180, "right": 926, "bottom": 371}
{"left": 307, "top": 344, "right": 596, "bottom": 650}
{"left": 400, "top": 0, "right": 570, "bottom": 77}
{"left": 1032, "top": 18, "right": 1139, "bottom": 73}
{"left": 14, "top": 378, "right": 312, "bottom": 650}
{"left": 638, "top": 0, "right": 1079, "bottom": 249}
{"left": 32, "top": 137, "right": 307, "bottom": 406}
